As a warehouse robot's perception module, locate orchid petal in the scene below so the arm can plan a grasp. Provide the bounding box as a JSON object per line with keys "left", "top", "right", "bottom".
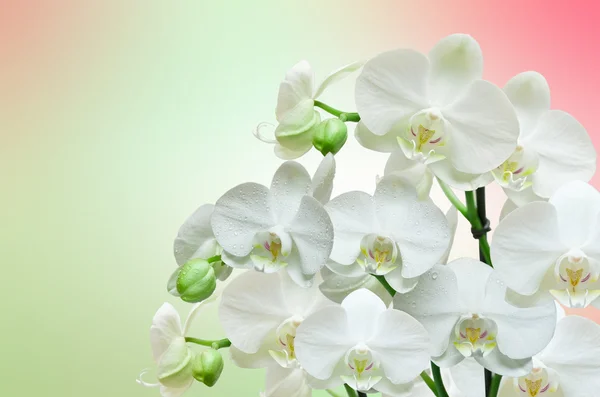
{"left": 219, "top": 272, "right": 291, "bottom": 354}
{"left": 270, "top": 161, "right": 311, "bottom": 225}
{"left": 491, "top": 201, "right": 565, "bottom": 295}
{"left": 355, "top": 49, "right": 429, "bottom": 135}
{"left": 374, "top": 175, "right": 450, "bottom": 278}
{"left": 314, "top": 61, "right": 364, "bottom": 99}
{"left": 311, "top": 153, "right": 336, "bottom": 205}
{"left": 174, "top": 204, "right": 218, "bottom": 266}
{"left": 276, "top": 61, "right": 314, "bottom": 121}
{"left": 526, "top": 111, "right": 596, "bottom": 198}
{"left": 212, "top": 182, "right": 275, "bottom": 257}
{"left": 326, "top": 191, "right": 378, "bottom": 265}
{"left": 504, "top": 71, "right": 550, "bottom": 134}
{"left": 394, "top": 264, "right": 462, "bottom": 357}
{"left": 368, "top": 309, "right": 430, "bottom": 384}
{"left": 443, "top": 80, "right": 519, "bottom": 174}
{"left": 428, "top": 34, "right": 483, "bottom": 106}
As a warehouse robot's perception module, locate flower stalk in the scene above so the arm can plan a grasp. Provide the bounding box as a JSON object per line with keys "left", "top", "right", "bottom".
{"left": 420, "top": 371, "right": 439, "bottom": 397}
{"left": 431, "top": 362, "right": 449, "bottom": 397}
{"left": 185, "top": 337, "right": 231, "bottom": 350}
{"left": 314, "top": 100, "right": 361, "bottom": 122}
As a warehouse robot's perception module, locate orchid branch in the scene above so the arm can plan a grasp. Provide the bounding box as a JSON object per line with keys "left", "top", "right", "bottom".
{"left": 430, "top": 362, "right": 450, "bottom": 397}
{"left": 464, "top": 190, "right": 492, "bottom": 265}
{"left": 437, "top": 178, "right": 469, "bottom": 219}
{"left": 420, "top": 371, "right": 439, "bottom": 397}
{"left": 314, "top": 100, "right": 361, "bottom": 122}
{"left": 343, "top": 384, "right": 358, "bottom": 397}
{"left": 489, "top": 373, "right": 503, "bottom": 397}
{"left": 374, "top": 275, "right": 396, "bottom": 297}
{"left": 326, "top": 390, "right": 344, "bottom": 397}
{"left": 185, "top": 337, "right": 231, "bottom": 350}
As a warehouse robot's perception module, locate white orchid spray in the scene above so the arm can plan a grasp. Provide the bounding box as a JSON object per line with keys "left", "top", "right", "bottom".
{"left": 139, "top": 33, "right": 600, "bottom": 397}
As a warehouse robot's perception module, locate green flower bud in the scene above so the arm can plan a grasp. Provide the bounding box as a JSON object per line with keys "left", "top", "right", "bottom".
{"left": 192, "top": 349, "right": 224, "bottom": 387}
{"left": 176, "top": 258, "right": 217, "bottom": 303}
{"left": 312, "top": 118, "right": 348, "bottom": 156}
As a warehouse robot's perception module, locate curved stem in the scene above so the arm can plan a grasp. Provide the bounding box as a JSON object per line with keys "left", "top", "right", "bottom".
{"left": 488, "top": 374, "right": 503, "bottom": 397}
{"left": 374, "top": 275, "right": 396, "bottom": 297}
{"left": 185, "top": 337, "right": 231, "bottom": 350}
{"left": 326, "top": 390, "right": 344, "bottom": 397}
{"left": 343, "top": 384, "right": 358, "bottom": 397}
{"left": 437, "top": 178, "right": 468, "bottom": 219}
{"left": 314, "top": 100, "right": 361, "bottom": 122}
{"left": 431, "top": 362, "right": 449, "bottom": 397}
{"left": 207, "top": 255, "right": 221, "bottom": 263}
{"left": 420, "top": 371, "right": 439, "bottom": 397}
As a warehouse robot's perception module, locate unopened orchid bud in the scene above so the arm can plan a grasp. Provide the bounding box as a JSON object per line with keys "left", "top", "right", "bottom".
{"left": 312, "top": 118, "right": 348, "bottom": 156}
{"left": 176, "top": 258, "right": 217, "bottom": 303}
{"left": 192, "top": 349, "right": 224, "bottom": 387}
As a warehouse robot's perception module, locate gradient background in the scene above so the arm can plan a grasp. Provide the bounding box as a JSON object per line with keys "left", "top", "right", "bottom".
{"left": 2, "top": 1, "right": 599, "bottom": 396}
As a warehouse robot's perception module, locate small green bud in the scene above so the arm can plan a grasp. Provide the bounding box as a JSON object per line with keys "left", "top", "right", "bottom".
{"left": 312, "top": 118, "right": 348, "bottom": 156}
{"left": 192, "top": 349, "right": 224, "bottom": 387}
{"left": 176, "top": 258, "right": 217, "bottom": 303}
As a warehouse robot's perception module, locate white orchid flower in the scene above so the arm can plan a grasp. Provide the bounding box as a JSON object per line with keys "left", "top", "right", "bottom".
{"left": 354, "top": 33, "right": 519, "bottom": 190}
{"left": 211, "top": 156, "right": 335, "bottom": 287}
{"left": 219, "top": 270, "right": 333, "bottom": 397}
{"left": 492, "top": 181, "right": 600, "bottom": 308}
{"left": 445, "top": 316, "right": 600, "bottom": 397}
{"left": 320, "top": 205, "right": 457, "bottom": 303}
{"left": 498, "top": 315, "right": 600, "bottom": 397}
{"left": 324, "top": 174, "right": 451, "bottom": 293}
{"left": 493, "top": 72, "right": 596, "bottom": 206}
{"left": 395, "top": 258, "right": 557, "bottom": 377}
{"left": 137, "top": 302, "right": 210, "bottom": 397}
{"left": 294, "top": 288, "right": 430, "bottom": 396}
{"left": 256, "top": 60, "right": 362, "bottom": 159}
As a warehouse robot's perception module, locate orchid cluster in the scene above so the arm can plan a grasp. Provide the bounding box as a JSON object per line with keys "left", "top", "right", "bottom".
{"left": 138, "top": 34, "right": 600, "bottom": 397}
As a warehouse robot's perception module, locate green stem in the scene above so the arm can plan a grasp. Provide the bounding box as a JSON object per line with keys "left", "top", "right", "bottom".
{"left": 326, "top": 390, "right": 344, "bottom": 397}
{"left": 207, "top": 255, "right": 221, "bottom": 263}
{"left": 420, "top": 371, "right": 439, "bottom": 397}
{"left": 431, "top": 362, "right": 449, "bottom": 397}
{"left": 343, "top": 384, "right": 358, "bottom": 397}
{"left": 374, "top": 275, "right": 396, "bottom": 297}
{"left": 314, "top": 100, "right": 361, "bottom": 122}
{"left": 464, "top": 191, "right": 492, "bottom": 265}
{"left": 185, "top": 337, "right": 231, "bottom": 349}
{"left": 488, "top": 374, "right": 503, "bottom": 397}
{"left": 437, "top": 178, "right": 469, "bottom": 219}
{"left": 356, "top": 392, "right": 367, "bottom": 397}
